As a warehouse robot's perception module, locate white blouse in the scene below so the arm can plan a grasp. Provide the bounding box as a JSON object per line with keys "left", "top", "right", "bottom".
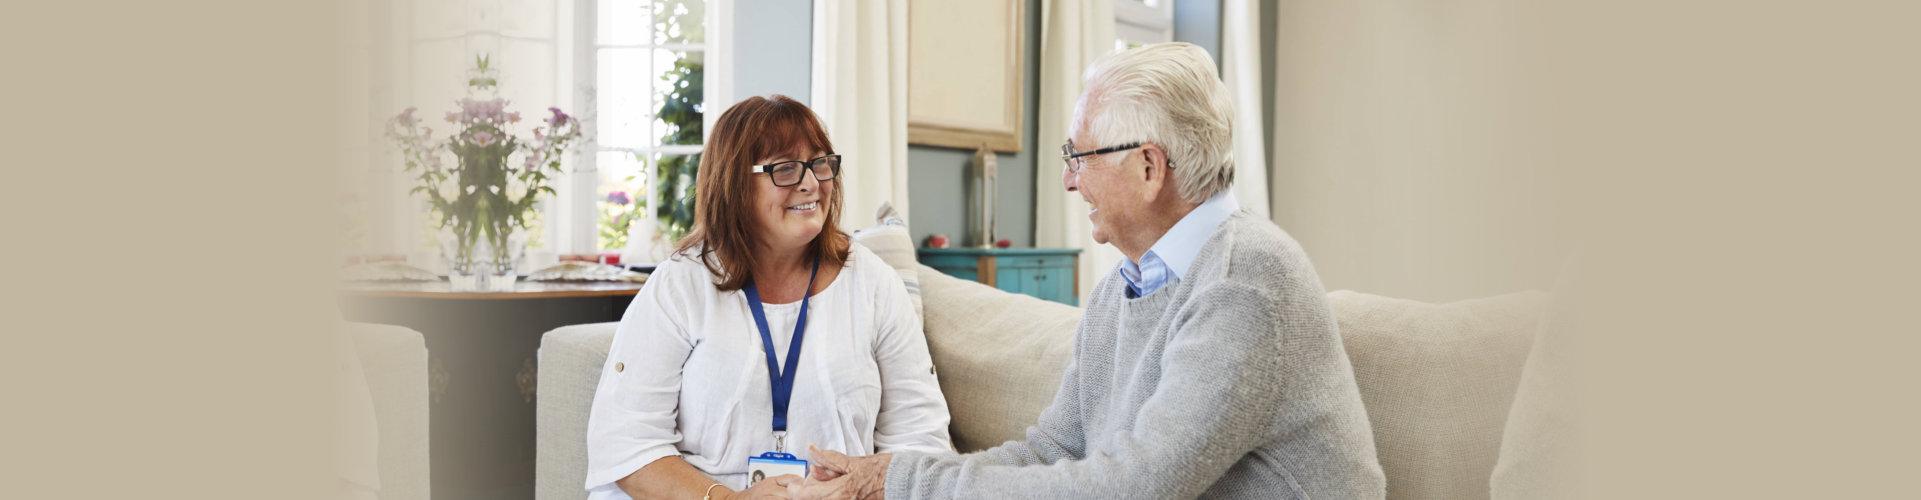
{"left": 584, "top": 243, "right": 953, "bottom": 498}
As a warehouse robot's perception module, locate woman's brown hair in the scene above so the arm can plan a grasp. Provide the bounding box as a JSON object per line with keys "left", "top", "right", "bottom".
{"left": 674, "top": 94, "right": 850, "bottom": 291}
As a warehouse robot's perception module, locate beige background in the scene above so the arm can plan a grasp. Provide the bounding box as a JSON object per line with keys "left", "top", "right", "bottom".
{"left": 5, "top": 0, "right": 1919, "bottom": 498}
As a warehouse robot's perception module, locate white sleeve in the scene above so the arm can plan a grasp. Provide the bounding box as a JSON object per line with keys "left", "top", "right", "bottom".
{"left": 583, "top": 263, "right": 697, "bottom": 488}
{"left": 869, "top": 266, "right": 955, "bottom": 455}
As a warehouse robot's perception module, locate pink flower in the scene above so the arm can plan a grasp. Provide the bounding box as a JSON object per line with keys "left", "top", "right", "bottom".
{"left": 605, "top": 191, "right": 631, "bottom": 206}
{"left": 507, "top": 111, "right": 521, "bottom": 123}
{"left": 547, "top": 107, "right": 571, "bottom": 127}
{"left": 445, "top": 111, "right": 460, "bottom": 123}
{"left": 395, "top": 107, "right": 418, "bottom": 126}
{"left": 472, "top": 131, "right": 495, "bottom": 146}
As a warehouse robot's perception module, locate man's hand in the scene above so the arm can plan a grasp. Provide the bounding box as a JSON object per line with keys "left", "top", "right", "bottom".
{"left": 789, "top": 445, "right": 890, "bottom": 500}
{"left": 725, "top": 474, "right": 800, "bottom": 500}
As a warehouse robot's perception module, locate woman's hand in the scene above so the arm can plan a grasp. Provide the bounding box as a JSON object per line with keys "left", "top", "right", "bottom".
{"left": 725, "top": 474, "right": 800, "bottom": 500}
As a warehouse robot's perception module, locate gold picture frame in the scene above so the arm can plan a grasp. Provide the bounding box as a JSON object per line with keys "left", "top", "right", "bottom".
{"left": 907, "top": 0, "right": 1026, "bottom": 152}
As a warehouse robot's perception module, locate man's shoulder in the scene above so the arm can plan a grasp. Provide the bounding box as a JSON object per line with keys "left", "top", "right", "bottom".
{"left": 1190, "top": 212, "right": 1313, "bottom": 286}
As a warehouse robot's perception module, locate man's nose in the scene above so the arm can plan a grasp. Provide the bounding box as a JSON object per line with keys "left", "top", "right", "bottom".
{"left": 1062, "top": 167, "right": 1079, "bottom": 192}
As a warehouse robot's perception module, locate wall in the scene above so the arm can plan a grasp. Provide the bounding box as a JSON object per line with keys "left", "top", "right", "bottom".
{"left": 905, "top": 0, "right": 1042, "bottom": 246}
{"left": 1173, "top": 0, "right": 1220, "bottom": 62}
{"left": 1267, "top": 0, "right": 1569, "bottom": 302}
{"left": 732, "top": 0, "right": 812, "bottom": 103}
{"left": 729, "top": 0, "right": 1038, "bottom": 246}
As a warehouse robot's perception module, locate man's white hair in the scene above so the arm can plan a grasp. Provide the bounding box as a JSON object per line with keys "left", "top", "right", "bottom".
{"left": 1074, "top": 42, "right": 1235, "bottom": 204}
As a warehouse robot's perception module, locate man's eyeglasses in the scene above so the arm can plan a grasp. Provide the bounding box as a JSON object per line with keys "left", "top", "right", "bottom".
{"left": 1060, "top": 140, "right": 1150, "bottom": 175}
{"left": 751, "top": 154, "right": 842, "bottom": 187}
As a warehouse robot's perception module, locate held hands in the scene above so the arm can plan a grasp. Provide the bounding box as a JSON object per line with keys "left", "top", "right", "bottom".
{"left": 726, "top": 474, "right": 800, "bottom": 500}
{"left": 787, "top": 445, "right": 891, "bottom": 500}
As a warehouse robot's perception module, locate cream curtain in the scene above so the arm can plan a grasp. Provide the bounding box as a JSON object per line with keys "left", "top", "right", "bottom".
{"left": 1034, "top": 0, "right": 1118, "bottom": 302}
{"left": 811, "top": 0, "right": 911, "bottom": 226}
{"left": 1221, "top": 0, "right": 1270, "bottom": 218}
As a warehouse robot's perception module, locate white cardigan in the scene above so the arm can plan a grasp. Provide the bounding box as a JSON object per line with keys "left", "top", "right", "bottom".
{"left": 585, "top": 243, "right": 953, "bottom": 498}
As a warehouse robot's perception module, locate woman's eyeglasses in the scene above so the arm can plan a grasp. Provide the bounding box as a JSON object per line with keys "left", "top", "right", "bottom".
{"left": 751, "top": 154, "right": 842, "bottom": 187}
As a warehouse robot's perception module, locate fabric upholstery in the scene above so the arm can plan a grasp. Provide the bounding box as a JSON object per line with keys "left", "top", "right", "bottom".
{"left": 850, "top": 202, "right": 922, "bottom": 317}
{"left": 913, "top": 264, "right": 1081, "bottom": 452}
{"left": 537, "top": 322, "right": 618, "bottom": 500}
{"left": 1330, "top": 290, "right": 1548, "bottom": 500}
{"left": 346, "top": 322, "right": 431, "bottom": 500}
{"left": 1490, "top": 287, "right": 1582, "bottom": 499}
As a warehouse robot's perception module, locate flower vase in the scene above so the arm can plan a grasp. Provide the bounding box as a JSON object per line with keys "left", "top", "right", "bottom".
{"left": 442, "top": 230, "right": 528, "bottom": 292}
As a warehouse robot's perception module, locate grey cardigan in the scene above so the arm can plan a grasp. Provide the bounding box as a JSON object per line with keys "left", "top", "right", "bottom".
{"left": 885, "top": 211, "right": 1386, "bottom": 499}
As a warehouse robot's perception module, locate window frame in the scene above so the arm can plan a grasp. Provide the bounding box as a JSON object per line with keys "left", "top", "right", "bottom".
{"left": 564, "top": 0, "right": 730, "bottom": 260}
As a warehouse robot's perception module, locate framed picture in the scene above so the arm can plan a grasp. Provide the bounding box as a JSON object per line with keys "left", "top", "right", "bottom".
{"left": 907, "top": 0, "right": 1025, "bottom": 152}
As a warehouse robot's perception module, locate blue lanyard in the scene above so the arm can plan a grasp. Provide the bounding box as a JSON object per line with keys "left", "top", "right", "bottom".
{"left": 741, "top": 257, "right": 820, "bottom": 434}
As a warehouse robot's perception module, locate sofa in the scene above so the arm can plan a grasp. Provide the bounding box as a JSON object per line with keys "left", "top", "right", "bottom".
{"left": 535, "top": 264, "right": 1554, "bottom": 499}
{"left": 342, "top": 322, "right": 432, "bottom": 500}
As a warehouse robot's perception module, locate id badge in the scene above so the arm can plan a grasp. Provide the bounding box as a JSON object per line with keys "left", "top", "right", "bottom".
{"left": 746, "top": 451, "right": 809, "bottom": 485}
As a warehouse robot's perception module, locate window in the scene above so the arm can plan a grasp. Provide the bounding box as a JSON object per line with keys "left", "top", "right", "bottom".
{"left": 585, "top": 0, "right": 710, "bottom": 259}
{"left": 369, "top": 0, "right": 723, "bottom": 266}
{"left": 1113, "top": 0, "right": 1174, "bottom": 51}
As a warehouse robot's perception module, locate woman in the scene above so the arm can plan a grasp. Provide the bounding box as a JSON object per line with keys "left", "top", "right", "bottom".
{"left": 585, "top": 95, "right": 953, "bottom": 500}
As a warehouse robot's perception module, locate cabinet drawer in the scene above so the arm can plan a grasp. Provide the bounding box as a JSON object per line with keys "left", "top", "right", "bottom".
{"left": 996, "top": 255, "right": 1074, "bottom": 269}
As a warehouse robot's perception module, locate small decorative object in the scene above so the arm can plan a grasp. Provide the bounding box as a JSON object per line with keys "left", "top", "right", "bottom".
{"left": 525, "top": 261, "right": 649, "bottom": 283}
{"left": 995, "top": 238, "right": 1012, "bottom": 249}
{"left": 925, "top": 234, "right": 951, "bottom": 249}
{"left": 968, "top": 145, "right": 998, "bottom": 248}
{"left": 387, "top": 55, "right": 582, "bottom": 291}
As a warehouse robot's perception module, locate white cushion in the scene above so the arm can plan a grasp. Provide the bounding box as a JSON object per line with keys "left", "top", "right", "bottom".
{"left": 850, "top": 202, "right": 922, "bottom": 318}
{"left": 1331, "top": 290, "right": 1547, "bottom": 500}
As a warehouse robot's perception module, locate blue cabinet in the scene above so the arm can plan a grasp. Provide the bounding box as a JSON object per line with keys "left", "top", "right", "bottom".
{"left": 918, "top": 247, "right": 1083, "bottom": 306}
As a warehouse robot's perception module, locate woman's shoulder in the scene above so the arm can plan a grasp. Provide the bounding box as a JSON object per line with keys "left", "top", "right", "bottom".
{"left": 645, "top": 246, "right": 724, "bottom": 291}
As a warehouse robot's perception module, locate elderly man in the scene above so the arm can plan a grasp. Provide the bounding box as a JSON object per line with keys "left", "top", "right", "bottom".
{"left": 792, "top": 42, "right": 1384, "bottom": 499}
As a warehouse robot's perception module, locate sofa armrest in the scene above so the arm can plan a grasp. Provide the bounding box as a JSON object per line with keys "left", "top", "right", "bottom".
{"left": 346, "top": 322, "right": 430, "bottom": 500}
{"left": 536, "top": 322, "right": 618, "bottom": 500}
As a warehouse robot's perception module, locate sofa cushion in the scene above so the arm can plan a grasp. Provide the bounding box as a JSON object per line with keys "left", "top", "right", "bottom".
{"left": 850, "top": 202, "right": 922, "bottom": 318}
{"left": 1331, "top": 290, "right": 1547, "bottom": 500}
{"left": 914, "top": 264, "right": 1081, "bottom": 452}
{"left": 1490, "top": 286, "right": 1582, "bottom": 499}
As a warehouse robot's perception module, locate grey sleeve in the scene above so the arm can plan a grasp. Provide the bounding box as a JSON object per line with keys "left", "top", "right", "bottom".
{"left": 883, "top": 331, "right": 1092, "bottom": 497}
{"left": 883, "top": 283, "right": 1289, "bottom": 500}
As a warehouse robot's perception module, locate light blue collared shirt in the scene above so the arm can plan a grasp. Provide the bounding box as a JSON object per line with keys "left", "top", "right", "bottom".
{"left": 1119, "top": 190, "right": 1241, "bottom": 298}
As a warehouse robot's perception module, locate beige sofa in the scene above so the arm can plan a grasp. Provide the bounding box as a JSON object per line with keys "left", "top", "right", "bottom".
{"left": 343, "top": 322, "right": 432, "bottom": 500}
{"left": 535, "top": 265, "right": 1551, "bottom": 499}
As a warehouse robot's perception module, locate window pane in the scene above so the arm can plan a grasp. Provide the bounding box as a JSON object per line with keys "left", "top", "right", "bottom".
{"left": 652, "top": 153, "right": 700, "bottom": 242}
{"left": 596, "top": 48, "right": 654, "bottom": 149}
{"left": 654, "top": 50, "right": 704, "bottom": 146}
{"left": 597, "top": 0, "right": 651, "bottom": 45}
{"left": 652, "top": 0, "right": 705, "bottom": 45}
{"left": 597, "top": 151, "right": 649, "bottom": 251}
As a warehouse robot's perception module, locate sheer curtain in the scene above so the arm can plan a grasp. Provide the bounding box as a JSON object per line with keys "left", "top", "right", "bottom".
{"left": 811, "top": 0, "right": 911, "bottom": 226}
{"left": 1034, "top": 0, "right": 1118, "bottom": 302}
{"left": 1221, "top": 0, "right": 1270, "bottom": 217}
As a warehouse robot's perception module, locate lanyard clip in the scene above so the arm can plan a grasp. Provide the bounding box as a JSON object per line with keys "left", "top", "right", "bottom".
{"left": 774, "top": 431, "right": 787, "bottom": 453}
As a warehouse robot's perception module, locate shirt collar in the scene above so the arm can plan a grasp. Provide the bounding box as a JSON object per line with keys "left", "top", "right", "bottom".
{"left": 1146, "top": 190, "right": 1240, "bottom": 282}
